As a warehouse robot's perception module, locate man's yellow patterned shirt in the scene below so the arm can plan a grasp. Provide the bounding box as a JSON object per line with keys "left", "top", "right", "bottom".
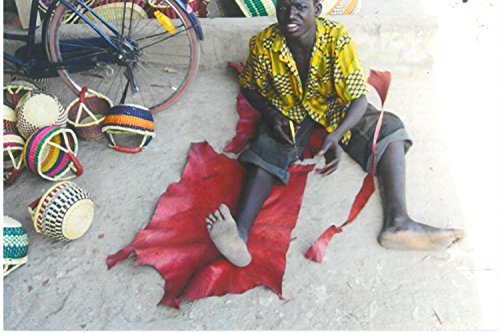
{"left": 239, "top": 17, "right": 368, "bottom": 143}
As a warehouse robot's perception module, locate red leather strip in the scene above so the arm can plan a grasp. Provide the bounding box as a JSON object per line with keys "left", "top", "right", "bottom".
{"left": 304, "top": 69, "right": 391, "bottom": 263}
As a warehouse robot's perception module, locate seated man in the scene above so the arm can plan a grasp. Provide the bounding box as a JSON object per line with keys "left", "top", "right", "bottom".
{"left": 206, "top": 0, "right": 464, "bottom": 267}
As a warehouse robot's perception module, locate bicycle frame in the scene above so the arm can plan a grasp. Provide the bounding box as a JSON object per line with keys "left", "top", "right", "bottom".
{"left": 3, "top": 0, "right": 204, "bottom": 76}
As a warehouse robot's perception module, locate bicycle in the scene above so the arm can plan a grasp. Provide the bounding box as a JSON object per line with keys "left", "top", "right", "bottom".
{"left": 4, "top": 0, "right": 204, "bottom": 113}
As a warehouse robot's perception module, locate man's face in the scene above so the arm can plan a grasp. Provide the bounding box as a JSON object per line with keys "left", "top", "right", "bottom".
{"left": 276, "top": 0, "right": 318, "bottom": 40}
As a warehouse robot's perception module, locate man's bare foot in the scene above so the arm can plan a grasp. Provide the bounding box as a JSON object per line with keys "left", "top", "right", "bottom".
{"left": 206, "top": 204, "right": 252, "bottom": 267}
{"left": 378, "top": 219, "right": 464, "bottom": 250}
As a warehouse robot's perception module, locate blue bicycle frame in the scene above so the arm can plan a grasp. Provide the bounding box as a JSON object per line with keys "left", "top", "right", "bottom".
{"left": 3, "top": 0, "right": 203, "bottom": 74}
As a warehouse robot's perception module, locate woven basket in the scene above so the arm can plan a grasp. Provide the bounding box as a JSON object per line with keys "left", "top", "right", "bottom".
{"left": 233, "top": 0, "right": 275, "bottom": 16}
{"left": 85, "top": 0, "right": 148, "bottom": 23}
{"left": 16, "top": 91, "right": 67, "bottom": 139}
{"left": 321, "top": 0, "right": 361, "bottom": 16}
{"left": 23, "top": 126, "right": 83, "bottom": 181}
{"left": 39, "top": 0, "right": 96, "bottom": 23}
{"left": 101, "top": 104, "right": 155, "bottom": 153}
{"left": 233, "top": 0, "right": 361, "bottom": 16}
{"left": 66, "top": 87, "right": 112, "bottom": 141}
{"left": 3, "top": 80, "right": 39, "bottom": 109}
{"left": 3, "top": 104, "right": 17, "bottom": 133}
{"left": 3, "top": 216, "right": 29, "bottom": 277}
{"left": 3, "top": 131, "right": 25, "bottom": 185}
{"left": 28, "top": 181, "right": 94, "bottom": 241}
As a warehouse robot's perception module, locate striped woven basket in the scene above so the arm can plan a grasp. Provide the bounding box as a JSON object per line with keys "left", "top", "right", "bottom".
{"left": 3, "top": 80, "right": 39, "bottom": 109}
{"left": 3, "top": 105, "right": 17, "bottom": 133}
{"left": 3, "top": 216, "right": 29, "bottom": 277}
{"left": 321, "top": 0, "right": 361, "bottom": 16}
{"left": 66, "top": 87, "right": 112, "bottom": 141}
{"left": 233, "top": 0, "right": 361, "bottom": 16}
{"left": 16, "top": 91, "right": 67, "bottom": 139}
{"left": 22, "top": 126, "right": 83, "bottom": 181}
{"left": 101, "top": 104, "right": 155, "bottom": 153}
{"left": 39, "top": 0, "right": 96, "bottom": 23}
{"left": 234, "top": 0, "right": 275, "bottom": 16}
{"left": 28, "top": 181, "right": 94, "bottom": 241}
{"left": 3, "top": 131, "right": 25, "bottom": 185}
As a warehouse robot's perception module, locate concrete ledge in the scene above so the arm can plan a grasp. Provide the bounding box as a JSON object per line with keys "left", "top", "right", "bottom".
{"left": 198, "top": 14, "right": 438, "bottom": 71}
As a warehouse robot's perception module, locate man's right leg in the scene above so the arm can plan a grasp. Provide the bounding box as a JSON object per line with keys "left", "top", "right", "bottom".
{"left": 206, "top": 165, "right": 274, "bottom": 267}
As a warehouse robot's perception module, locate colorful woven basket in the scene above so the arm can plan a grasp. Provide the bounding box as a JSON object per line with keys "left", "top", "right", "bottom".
{"left": 28, "top": 181, "right": 94, "bottom": 241}
{"left": 3, "top": 104, "right": 17, "bottom": 133}
{"left": 23, "top": 126, "right": 83, "bottom": 181}
{"left": 321, "top": 0, "right": 361, "bottom": 16}
{"left": 3, "top": 216, "right": 29, "bottom": 277}
{"left": 234, "top": 0, "right": 275, "bottom": 16}
{"left": 3, "top": 131, "right": 26, "bottom": 185}
{"left": 232, "top": 0, "right": 361, "bottom": 16}
{"left": 101, "top": 104, "right": 155, "bottom": 153}
{"left": 3, "top": 80, "right": 39, "bottom": 109}
{"left": 16, "top": 91, "right": 67, "bottom": 139}
{"left": 66, "top": 87, "right": 112, "bottom": 141}
{"left": 148, "top": 0, "right": 208, "bottom": 18}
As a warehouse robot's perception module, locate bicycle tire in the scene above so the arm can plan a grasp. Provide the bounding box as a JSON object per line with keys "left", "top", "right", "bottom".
{"left": 44, "top": 0, "right": 200, "bottom": 113}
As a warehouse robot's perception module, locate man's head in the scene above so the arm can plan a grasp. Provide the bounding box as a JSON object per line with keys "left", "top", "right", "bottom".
{"left": 275, "top": 0, "right": 322, "bottom": 41}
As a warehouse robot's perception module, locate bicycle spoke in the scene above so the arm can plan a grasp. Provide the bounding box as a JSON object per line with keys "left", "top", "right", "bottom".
{"left": 47, "top": 0, "right": 200, "bottom": 112}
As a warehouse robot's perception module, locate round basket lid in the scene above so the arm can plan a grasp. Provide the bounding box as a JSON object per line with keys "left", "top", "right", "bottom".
{"left": 61, "top": 198, "right": 95, "bottom": 240}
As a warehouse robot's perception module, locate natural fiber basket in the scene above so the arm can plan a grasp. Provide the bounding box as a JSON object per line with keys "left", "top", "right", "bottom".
{"left": 16, "top": 91, "right": 67, "bottom": 139}
{"left": 85, "top": 0, "right": 148, "bottom": 23}
{"left": 101, "top": 104, "right": 155, "bottom": 153}
{"left": 23, "top": 126, "right": 83, "bottom": 181}
{"left": 3, "top": 131, "right": 25, "bottom": 185}
{"left": 3, "top": 80, "right": 39, "bottom": 109}
{"left": 28, "top": 181, "right": 94, "bottom": 241}
{"left": 3, "top": 216, "right": 29, "bottom": 277}
{"left": 3, "top": 104, "right": 17, "bottom": 133}
{"left": 66, "top": 87, "right": 112, "bottom": 141}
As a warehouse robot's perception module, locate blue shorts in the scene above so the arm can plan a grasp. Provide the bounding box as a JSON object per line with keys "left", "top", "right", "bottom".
{"left": 238, "top": 103, "right": 413, "bottom": 184}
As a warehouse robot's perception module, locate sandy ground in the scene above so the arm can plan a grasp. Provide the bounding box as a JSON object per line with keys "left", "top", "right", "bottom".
{"left": 3, "top": 0, "right": 500, "bottom": 330}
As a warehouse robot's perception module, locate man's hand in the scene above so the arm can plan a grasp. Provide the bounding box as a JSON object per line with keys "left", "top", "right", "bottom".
{"left": 264, "top": 107, "right": 294, "bottom": 146}
{"left": 315, "top": 134, "right": 342, "bottom": 176}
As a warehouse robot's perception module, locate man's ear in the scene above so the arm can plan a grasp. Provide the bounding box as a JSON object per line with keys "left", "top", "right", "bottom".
{"left": 314, "top": 1, "right": 322, "bottom": 16}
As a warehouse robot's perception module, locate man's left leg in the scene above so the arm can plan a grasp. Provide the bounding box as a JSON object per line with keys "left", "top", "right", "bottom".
{"left": 376, "top": 140, "right": 464, "bottom": 250}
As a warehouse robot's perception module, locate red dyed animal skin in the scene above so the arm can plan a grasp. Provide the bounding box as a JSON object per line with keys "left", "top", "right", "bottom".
{"left": 107, "top": 142, "right": 314, "bottom": 308}
{"left": 107, "top": 67, "right": 391, "bottom": 307}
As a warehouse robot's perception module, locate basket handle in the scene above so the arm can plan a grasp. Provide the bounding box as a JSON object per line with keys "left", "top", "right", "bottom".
{"left": 79, "top": 86, "right": 88, "bottom": 102}
{"left": 68, "top": 153, "right": 84, "bottom": 176}
{"left": 5, "top": 169, "right": 19, "bottom": 185}
{"left": 113, "top": 145, "right": 143, "bottom": 154}
{"left": 28, "top": 196, "right": 41, "bottom": 219}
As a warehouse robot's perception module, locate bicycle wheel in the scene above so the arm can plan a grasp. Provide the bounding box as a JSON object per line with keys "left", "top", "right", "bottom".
{"left": 44, "top": 0, "right": 200, "bottom": 113}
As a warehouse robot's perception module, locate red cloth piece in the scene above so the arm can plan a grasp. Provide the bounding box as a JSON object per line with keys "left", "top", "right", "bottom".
{"left": 107, "top": 142, "right": 314, "bottom": 308}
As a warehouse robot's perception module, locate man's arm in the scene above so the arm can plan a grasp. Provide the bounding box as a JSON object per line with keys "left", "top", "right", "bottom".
{"left": 316, "top": 95, "right": 367, "bottom": 175}
{"left": 242, "top": 87, "right": 294, "bottom": 145}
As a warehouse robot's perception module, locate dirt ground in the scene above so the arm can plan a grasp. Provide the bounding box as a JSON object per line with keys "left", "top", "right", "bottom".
{"left": 3, "top": 0, "right": 499, "bottom": 330}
